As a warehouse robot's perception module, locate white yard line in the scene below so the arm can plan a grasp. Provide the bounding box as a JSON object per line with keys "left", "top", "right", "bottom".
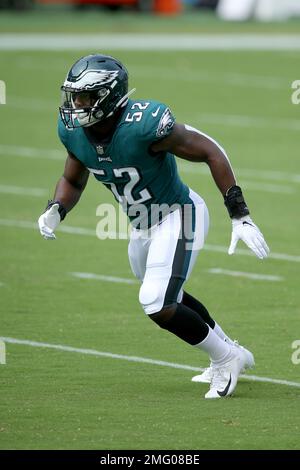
{"left": 0, "top": 219, "right": 40, "bottom": 231}
{"left": 0, "top": 184, "right": 47, "bottom": 197}
{"left": 197, "top": 112, "right": 300, "bottom": 132}
{"left": 130, "top": 66, "right": 288, "bottom": 90}
{"left": 3, "top": 96, "right": 300, "bottom": 131}
{"left": 0, "top": 144, "right": 64, "bottom": 160}
{"left": 0, "top": 217, "right": 299, "bottom": 264}
{"left": 14, "top": 55, "right": 291, "bottom": 90}
{"left": 239, "top": 181, "right": 294, "bottom": 195}
{"left": 0, "top": 177, "right": 294, "bottom": 199}
{"left": 204, "top": 243, "right": 300, "bottom": 263}
{"left": 15, "top": 57, "right": 289, "bottom": 90}
{"left": 70, "top": 272, "right": 138, "bottom": 285}
{"left": 208, "top": 268, "right": 283, "bottom": 282}
{"left": 1, "top": 336, "right": 300, "bottom": 389}
{"left": 0, "top": 218, "right": 127, "bottom": 238}
{"left": 2, "top": 34, "right": 300, "bottom": 50}
{"left": 1, "top": 177, "right": 293, "bottom": 198}
{"left": 7, "top": 95, "right": 56, "bottom": 112}
{"left": 2, "top": 144, "right": 299, "bottom": 186}
{"left": 75, "top": 268, "right": 280, "bottom": 288}
{"left": 71, "top": 270, "right": 280, "bottom": 284}
{"left": 178, "top": 162, "right": 300, "bottom": 185}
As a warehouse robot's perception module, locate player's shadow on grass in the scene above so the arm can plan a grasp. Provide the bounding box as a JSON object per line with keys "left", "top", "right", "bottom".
{"left": 186, "top": 375, "right": 300, "bottom": 399}
{"left": 221, "top": 378, "right": 299, "bottom": 399}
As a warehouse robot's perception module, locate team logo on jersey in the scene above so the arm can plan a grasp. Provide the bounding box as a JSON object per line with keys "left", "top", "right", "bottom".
{"left": 96, "top": 144, "right": 112, "bottom": 162}
{"left": 98, "top": 156, "right": 112, "bottom": 163}
{"left": 156, "top": 108, "right": 175, "bottom": 138}
{"left": 96, "top": 144, "right": 104, "bottom": 155}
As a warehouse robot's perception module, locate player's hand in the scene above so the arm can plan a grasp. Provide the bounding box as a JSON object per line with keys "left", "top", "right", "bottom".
{"left": 38, "top": 204, "right": 61, "bottom": 240}
{"left": 228, "top": 215, "right": 269, "bottom": 259}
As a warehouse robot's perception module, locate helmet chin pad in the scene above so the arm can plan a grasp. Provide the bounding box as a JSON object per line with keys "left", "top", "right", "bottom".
{"left": 76, "top": 112, "right": 101, "bottom": 127}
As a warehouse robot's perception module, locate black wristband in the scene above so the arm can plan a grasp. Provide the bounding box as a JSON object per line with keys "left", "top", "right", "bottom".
{"left": 46, "top": 200, "right": 67, "bottom": 221}
{"left": 224, "top": 185, "right": 250, "bottom": 219}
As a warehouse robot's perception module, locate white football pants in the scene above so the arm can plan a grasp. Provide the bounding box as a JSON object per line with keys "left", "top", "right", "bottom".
{"left": 128, "top": 188, "right": 209, "bottom": 315}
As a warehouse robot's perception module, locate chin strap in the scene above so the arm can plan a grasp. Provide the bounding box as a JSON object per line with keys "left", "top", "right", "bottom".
{"left": 115, "top": 88, "right": 136, "bottom": 109}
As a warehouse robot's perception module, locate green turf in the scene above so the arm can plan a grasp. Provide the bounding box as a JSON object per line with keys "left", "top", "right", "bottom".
{"left": 0, "top": 18, "right": 300, "bottom": 450}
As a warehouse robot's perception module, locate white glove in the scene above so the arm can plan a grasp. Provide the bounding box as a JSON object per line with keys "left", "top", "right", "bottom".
{"left": 228, "top": 215, "right": 269, "bottom": 259}
{"left": 38, "top": 204, "right": 61, "bottom": 240}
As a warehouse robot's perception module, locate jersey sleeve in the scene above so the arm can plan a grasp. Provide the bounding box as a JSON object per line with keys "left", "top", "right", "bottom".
{"left": 139, "top": 102, "right": 176, "bottom": 144}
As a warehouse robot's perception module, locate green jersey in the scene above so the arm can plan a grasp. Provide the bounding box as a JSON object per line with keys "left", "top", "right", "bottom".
{"left": 58, "top": 99, "right": 190, "bottom": 228}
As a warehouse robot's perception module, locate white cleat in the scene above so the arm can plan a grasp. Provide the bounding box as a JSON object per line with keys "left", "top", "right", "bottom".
{"left": 205, "top": 347, "right": 246, "bottom": 399}
{"left": 191, "top": 365, "right": 213, "bottom": 384}
{"left": 233, "top": 341, "right": 255, "bottom": 371}
{"left": 191, "top": 341, "right": 255, "bottom": 384}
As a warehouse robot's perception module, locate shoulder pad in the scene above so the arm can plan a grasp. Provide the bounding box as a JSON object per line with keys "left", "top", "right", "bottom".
{"left": 125, "top": 100, "right": 175, "bottom": 143}
{"left": 141, "top": 101, "right": 175, "bottom": 142}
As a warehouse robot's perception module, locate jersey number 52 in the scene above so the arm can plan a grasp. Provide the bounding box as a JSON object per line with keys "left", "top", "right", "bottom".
{"left": 125, "top": 102, "right": 150, "bottom": 122}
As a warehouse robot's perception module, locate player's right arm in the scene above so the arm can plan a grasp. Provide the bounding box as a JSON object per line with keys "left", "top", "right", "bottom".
{"left": 38, "top": 152, "right": 89, "bottom": 240}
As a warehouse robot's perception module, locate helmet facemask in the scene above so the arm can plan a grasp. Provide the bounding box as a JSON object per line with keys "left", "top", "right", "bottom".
{"left": 59, "top": 54, "right": 135, "bottom": 129}
{"left": 60, "top": 87, "right": 113, "bottom": 129}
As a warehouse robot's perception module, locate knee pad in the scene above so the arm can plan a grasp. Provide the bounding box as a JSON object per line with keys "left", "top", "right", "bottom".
{"left": 139, "top": 279, "right": 164, "bottom": 315}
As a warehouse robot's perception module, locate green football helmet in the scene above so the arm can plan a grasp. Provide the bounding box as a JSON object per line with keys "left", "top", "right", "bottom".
{"left": 60, "top": 54, "right": 135, "bottom": 129}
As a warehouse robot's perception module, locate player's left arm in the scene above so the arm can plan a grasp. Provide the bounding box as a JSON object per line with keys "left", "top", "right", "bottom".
{"left": 152, "top": 123, "right": 235, "bottom": 194}
{"left": 151, "top": 123, "right": 270, "bottom": 259}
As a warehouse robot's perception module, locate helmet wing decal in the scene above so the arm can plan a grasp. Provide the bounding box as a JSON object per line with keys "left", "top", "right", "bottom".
{"left": 64, "top": 70, "right": 120, "bottom": 91}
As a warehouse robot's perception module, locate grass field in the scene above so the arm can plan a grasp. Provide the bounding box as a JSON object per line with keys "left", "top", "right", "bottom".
{"left": 0, "top": 10, "right": 300, "bottom": 450}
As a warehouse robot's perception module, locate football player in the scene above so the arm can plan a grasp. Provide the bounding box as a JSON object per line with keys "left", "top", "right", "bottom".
{"left": 38, "top": 54, "right": 269, "bottom": 399}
